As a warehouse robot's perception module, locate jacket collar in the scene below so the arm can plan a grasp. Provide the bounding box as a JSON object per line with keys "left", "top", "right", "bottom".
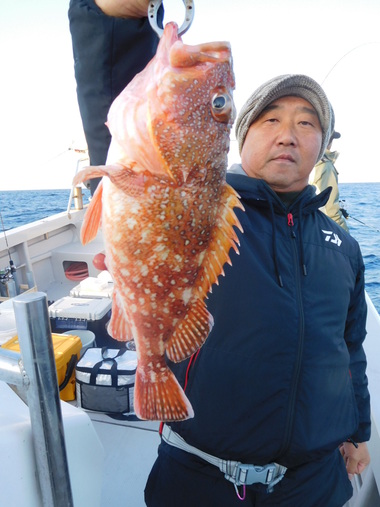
{"left": 227, "top": 166, "right": 331, "bottom": 214}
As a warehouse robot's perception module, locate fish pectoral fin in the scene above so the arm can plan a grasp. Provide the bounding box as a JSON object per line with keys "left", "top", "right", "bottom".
{"left": 80, "top": 180, "right": 103, "bottom": 244}
{"left": 107, "top": 289, "right": 134, "bottom": 341}
{"left": 165, "top": 298, "right": 214, "bottom": 363}
{"left": 134, "top": 361, "right": 194, "bottom": 421}
{"left": 74, "top": 162, "right": 149, "bottom": 196}
{"left": 73, "top": 165, "right": 111, "bottom": 186}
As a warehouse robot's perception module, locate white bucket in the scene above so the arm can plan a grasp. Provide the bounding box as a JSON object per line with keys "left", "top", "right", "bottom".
{"left": 63, "top": 330, "right": 95, "bottom": 356}
{"left": 0, "top": 301, "right": 17, "bottom": 346}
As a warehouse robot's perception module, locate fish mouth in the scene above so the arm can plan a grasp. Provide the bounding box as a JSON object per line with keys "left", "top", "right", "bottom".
{"left": 162, "top": 21, "right": 231, "bottom": 69}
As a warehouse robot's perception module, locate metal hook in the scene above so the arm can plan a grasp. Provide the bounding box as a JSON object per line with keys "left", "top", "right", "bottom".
{"left": 148, "top": 0, "right": 195, "bottom": 38}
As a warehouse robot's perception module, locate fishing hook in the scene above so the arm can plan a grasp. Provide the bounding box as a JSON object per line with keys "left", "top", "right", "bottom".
{"left": 148, "top": 0, "right": 194, "bottom": 38}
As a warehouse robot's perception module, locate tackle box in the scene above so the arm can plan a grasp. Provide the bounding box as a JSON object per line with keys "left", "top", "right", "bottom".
{"left": 48, "top": 296, "right": 122, "bottom": 348}
{"left": 1, "top": 333, "right": 82, "bottom": 401}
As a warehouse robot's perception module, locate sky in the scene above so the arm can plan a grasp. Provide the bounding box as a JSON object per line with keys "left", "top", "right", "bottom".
{"left": 0, "top": 0, "right": 379, "bottom": 190}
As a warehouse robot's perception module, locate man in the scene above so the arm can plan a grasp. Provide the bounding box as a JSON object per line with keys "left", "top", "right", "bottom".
{"left": 68, "top": 0, "right": 162, "bottom": 194}
{"left": 310, "top": 126, "right": 349, "bottom": 231}
{"left": 145, "top": 74, "right": 371, "bottom": 507}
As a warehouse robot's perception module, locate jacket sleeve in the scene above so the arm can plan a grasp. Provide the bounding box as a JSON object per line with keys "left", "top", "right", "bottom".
{"left": 345, "top": 257, "right": 371, "bottom": 443}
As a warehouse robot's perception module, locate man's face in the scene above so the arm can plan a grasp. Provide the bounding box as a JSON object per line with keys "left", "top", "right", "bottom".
{"left": 240, "top": 96, "right": 323, "bottom": 192}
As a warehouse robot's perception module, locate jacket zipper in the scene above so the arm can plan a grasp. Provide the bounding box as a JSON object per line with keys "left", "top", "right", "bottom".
{"left": 278, "top": 213, "right": 305, "bottom": 458}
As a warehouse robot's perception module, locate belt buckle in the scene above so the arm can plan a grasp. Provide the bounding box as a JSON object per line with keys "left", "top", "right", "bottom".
{"left": 236, "top": 463, "right": 277, "bottom": 485}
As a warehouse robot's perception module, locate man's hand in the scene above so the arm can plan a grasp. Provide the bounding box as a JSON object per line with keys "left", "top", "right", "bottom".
{"left": 95, "top": 0, "right": 151, "bottom": 18}
{"left": 340, "top": 441, "right": 370, "bottom": 479}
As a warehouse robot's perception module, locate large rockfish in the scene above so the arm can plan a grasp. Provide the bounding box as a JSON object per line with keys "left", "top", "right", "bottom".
{"left": 73, "top": 22, "right": 243, "bottom": 421}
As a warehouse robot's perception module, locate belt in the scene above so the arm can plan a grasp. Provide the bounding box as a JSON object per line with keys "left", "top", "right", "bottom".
{"left": 161, "top": 425, "right": 287, "bottom": 496}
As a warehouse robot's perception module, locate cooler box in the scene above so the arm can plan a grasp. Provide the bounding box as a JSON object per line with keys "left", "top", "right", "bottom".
{"left": 48, "top": 296, "right": 122, "bottom": 349}
{"left": 69, "top": 273, "right": 113, "bottom": 299}
{"left": 1, "top": 333, "right": 81, "bottom": 401}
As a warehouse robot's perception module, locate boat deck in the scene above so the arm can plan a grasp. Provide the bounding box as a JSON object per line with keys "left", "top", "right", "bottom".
{"left": 89, "top": 415, "right": 160, "bottom": 507}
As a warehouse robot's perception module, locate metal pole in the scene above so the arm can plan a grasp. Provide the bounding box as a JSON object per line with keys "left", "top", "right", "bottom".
{"left": 0, "top": 348, "right": 26, "bottom": 388}
{"left": 12, "top": 292, "right": 74, "bottom": 507}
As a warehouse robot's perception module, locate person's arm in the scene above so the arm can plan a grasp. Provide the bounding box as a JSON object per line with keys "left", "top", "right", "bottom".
{"left": 341, "top": 254, "right": 371, "bottom": 477}
{"left": 95, "top": 0, "right": 150, "bottom": 17}
{"left": 340, "top": 441, "right": 370, "bottom": 479}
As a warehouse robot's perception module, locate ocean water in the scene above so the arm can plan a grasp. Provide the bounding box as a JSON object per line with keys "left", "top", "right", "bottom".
{"left": 0, "top": 189, "right": 91, "bottom": 230}
{"left": 1, "top": 184, "right": 380, "bottom": 312}
{"left": 339, "top": 183, "right": 380, "bottom": 313}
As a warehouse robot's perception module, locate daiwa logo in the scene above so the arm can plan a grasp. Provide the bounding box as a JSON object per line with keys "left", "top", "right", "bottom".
{"left": 322, "top": 230, "right": 342, "bottom": 247}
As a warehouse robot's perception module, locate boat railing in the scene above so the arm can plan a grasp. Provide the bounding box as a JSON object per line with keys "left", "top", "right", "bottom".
{"left": 0, "top": 292, "right": 74, "bottom": 507}
{"left": 67, "top": 155, "right": 88, "bottom": 218}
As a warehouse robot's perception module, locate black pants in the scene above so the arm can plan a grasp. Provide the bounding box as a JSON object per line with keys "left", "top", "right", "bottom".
{"left": 145, "top": 443, "right": 353, "bottom": 507}
{"left": 68, "top": 0, "right": 162, "bottom": 194}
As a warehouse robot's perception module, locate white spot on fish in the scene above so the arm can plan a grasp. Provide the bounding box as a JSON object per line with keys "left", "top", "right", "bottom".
{"left": 182, "top": 288, "right": 192, "bottom": 305}
{"left": 126, "top": 217, "right": 138, "bottom": 230}
{"left": 141, "top": 265, "right": 149, "bottom": 277}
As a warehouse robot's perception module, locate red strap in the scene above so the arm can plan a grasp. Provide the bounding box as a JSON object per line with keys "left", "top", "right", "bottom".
{"left": 159, "top": 350, "right": 201, "bottom": 435}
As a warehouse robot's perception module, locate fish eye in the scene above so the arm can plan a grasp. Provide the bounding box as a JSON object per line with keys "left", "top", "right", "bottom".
{"left": 212, "top": 95, "right": 227, "bottom": 109}
{"left": 211, "top": 93, "right": 233, "bottom": 122}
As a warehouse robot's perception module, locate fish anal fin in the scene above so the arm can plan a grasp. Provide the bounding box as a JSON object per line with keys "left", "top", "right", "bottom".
{"left": 107, "top": 289, "right": 133, "bottom": 341}
{"left": 134, "top": 363, "right": 194, "bottom": 421}
{"left": 166, "top": 298, "right": 213, "bottom": 362}
{"left": 80, "top": 181, "right": 103, "bottom": 245}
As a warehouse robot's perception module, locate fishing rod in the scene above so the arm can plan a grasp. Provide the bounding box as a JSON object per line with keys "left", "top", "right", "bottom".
{"left": 321, "top": 41, "right": 380, "bottom": 85}
{"left": 339, "top": 200, "right": 380, "bottom": 233}
{"left": 0, "top": 209, "right": 19, "bottom": 297}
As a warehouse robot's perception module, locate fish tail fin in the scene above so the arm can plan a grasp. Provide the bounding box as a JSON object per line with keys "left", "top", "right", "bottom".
{"left": 80, "top": 180, "right": 103, "bottom": 244}
{"left": 165, "top": 298, "right": 213, "bottom": 362}
{"left": 134, "top": 365, "right": 194, "bottom": 421}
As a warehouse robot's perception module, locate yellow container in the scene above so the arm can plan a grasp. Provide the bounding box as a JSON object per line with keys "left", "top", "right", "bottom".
{"left": 1, "top": 333, "right": 82, "bottom": 401}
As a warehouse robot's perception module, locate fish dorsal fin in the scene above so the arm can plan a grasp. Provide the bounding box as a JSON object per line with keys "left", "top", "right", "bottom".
{"left": 165, "top": 298, "right": 214, "bottom": 362}
{"left": 198, "top": 182, "right": 243, "bottom": 297}
{"left": 80, "top": 180, "right": 103, "bottom": 245}
{"left": 166, "top": 183, "right": 243, "bottom": 363}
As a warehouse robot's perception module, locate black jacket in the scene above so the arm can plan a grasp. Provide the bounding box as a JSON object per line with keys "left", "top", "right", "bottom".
{"left": 170, "top": 173, "right": 370, "bottom": 469}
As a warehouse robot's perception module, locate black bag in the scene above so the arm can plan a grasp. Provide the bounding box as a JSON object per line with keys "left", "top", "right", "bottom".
{"left": 75, "top": 347, "right": 137, "bottom": 414}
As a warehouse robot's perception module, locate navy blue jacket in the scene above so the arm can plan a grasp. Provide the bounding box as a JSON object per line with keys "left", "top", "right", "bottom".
{"left": 170, "top": 174, "right": 370, "bottom": 469}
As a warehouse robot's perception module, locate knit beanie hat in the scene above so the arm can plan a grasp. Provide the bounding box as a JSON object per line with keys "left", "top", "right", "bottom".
{"left": 235, "top": 74, "right": 332, "bottom": 162}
